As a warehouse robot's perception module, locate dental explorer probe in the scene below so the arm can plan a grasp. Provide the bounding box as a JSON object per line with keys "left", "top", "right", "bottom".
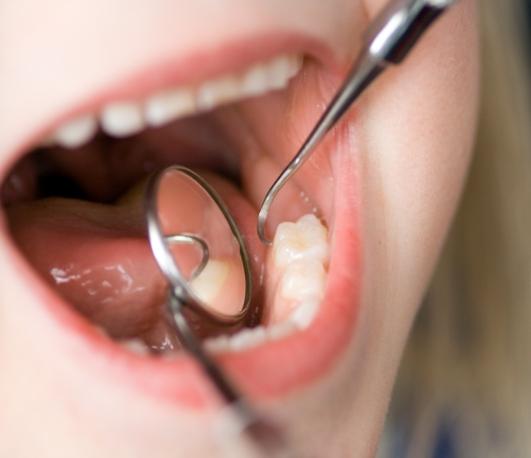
{"left": 257, "top": 0, "right": 458, "bottom": 244}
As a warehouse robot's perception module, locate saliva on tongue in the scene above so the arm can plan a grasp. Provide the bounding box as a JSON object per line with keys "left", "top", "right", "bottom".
{"left": 7, "top": 171, "right": 263, "bottom": 354}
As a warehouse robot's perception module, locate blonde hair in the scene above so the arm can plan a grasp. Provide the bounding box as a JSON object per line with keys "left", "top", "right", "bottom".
{"left": 381, "top": 1, "right": 531, "bottom": 456}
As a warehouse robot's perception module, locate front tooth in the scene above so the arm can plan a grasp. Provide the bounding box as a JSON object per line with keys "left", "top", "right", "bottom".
{"left": 189, "top": 259, "right": 230, "bottom": 305}
{"left": 273, "top": 214, "right": 329, "bottom": 270}
{"left": 145, "top": 88, "right": 196, "bottom": 127}
{"left": 196, "top": 75, "right": 241, "bottom": 111}
{"left": 53, "top": 114, "right": 97, "bottom": 149}
{"left": 101, "top": 101, "right": 144, "bottom": 137}
{"left": 279, "top": 259, "right": 326, "bottom": 302}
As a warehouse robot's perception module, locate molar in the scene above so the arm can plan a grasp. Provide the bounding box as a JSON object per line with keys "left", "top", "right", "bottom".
{"left": 269, "top": 214, "right": 329, "bottom": 328}
{"left": 273, "top": 214, "right": 329, "bottom": 270}
{"left": 278, "top": 259, "right": 326, "bottom": 303}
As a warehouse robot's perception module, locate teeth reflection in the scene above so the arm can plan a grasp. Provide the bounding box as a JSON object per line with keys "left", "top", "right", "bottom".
{"left": 190, "top": 259, "right": 230, "bottom": 305}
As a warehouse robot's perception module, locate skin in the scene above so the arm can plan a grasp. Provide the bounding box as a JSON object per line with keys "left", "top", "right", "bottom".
{"left": 0, "top": 0, "right": 479, "bottom": 456}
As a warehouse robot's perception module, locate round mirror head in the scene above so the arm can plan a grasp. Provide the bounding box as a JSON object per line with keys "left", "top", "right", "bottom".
{"left": 146, "top": 166, "right": 252, "bottom": 326}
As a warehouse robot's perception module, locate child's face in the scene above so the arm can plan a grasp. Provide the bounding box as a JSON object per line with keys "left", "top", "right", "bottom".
{"left": 0, "top": 0, "right": 478, "bottom": 456}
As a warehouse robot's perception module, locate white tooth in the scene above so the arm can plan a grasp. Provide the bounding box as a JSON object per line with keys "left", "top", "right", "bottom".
{"left": 287, "top": 54, "right": 303, "bottom": 78}
{"left": 267, "top": 321, "right": 296, "bottom": 340}
{"left": 279, "top": 259, "right": 326, "bottom": 302}
{"left": 189, "top": 259, "right": 230, "bottom": 305}
{"left": 273, "top": 214, "right": 329, "bottom": 270}
{"left": 145, "top": 88, "right": 196, "bottom": 127}
{"left": 289, "top": 300, "right": 319, "bottom": 329}
{"left": 268, "top": 55, "right": 296, "bottom": 89}
{"left": 205, "top": 335, "right": 231, "bottom": 353}
{"left": 120, "top": 338, "right": 149, "bottom": 355}
{"left": 228, "top": 326, "right": 267, "bottom": 351}
{"left": 240, "top": 63, "right": 270, "bottom": 97}
{"left": 101, "top": 101, "right": 144, "bottom": 137}
{"left": 196, "top": 75, "right": 241, "bottom": 111}
{"left": 53, "top": 114, "right": 97, "bottom": 149}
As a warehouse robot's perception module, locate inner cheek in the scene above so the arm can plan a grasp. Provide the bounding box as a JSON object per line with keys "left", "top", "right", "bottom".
{"left": 235, "top": 58, "right": 341, "bottom": 220}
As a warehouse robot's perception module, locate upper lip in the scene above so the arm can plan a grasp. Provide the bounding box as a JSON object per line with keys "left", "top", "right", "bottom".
{"left": 0, "top": 28, "right": 360, "bottom": 409}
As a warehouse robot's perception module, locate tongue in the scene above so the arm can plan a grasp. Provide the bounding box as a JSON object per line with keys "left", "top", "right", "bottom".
{"left": 7, "top": 172, "right": 265, "bottom": 350}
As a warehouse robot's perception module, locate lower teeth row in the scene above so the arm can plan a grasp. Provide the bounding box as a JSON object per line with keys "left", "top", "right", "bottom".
{"left": 119, "top": 213, "right": 329, "bottom": 355}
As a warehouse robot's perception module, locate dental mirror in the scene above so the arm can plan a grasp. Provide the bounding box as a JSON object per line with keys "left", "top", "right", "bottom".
{"left": 145, "top": 166, "right": 253, "bottom": 332}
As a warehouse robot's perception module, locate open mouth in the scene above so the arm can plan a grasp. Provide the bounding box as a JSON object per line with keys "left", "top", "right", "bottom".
{"left": 0, "top": 34, "right": 361, "bottom": 407}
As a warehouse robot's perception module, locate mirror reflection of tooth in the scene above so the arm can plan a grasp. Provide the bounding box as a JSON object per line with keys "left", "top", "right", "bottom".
{"left": 189, "top": 259, "right": 230, "bottom": 305}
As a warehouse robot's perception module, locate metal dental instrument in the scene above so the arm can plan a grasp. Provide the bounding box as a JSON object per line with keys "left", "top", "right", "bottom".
{"left": 257, "top": 0, "right": 458, "bottom": 244}
{"left": 145, "top": 166, "right": 286, "bottom": 456}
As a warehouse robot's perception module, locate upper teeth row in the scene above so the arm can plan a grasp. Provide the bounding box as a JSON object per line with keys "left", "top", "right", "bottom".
{"left": 48, "top": 54, "right": 303, "bottom": 149}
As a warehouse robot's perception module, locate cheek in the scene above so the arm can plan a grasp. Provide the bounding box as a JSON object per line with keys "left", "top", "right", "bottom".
{"left": 361, "top": 0, "right": 479, "bottom": 311}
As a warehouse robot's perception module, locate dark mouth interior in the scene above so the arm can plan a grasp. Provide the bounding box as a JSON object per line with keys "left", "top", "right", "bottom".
{"left": 1, "top": 108, "right": 257, "bottom": 354}
{"left": 2, "top": 114, "right": 240, "bottom": 206}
